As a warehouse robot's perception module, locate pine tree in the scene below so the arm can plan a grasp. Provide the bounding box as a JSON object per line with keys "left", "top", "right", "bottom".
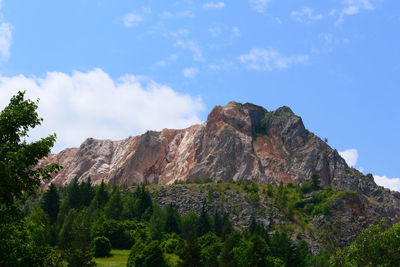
{"left": 81, "top": 177, "right": 95, "bottom": 206}
{"left": 221, "top": 213, "right": 233, "bottom": 240}
{"left": 164, "top": 204, "right": 181, "bottom": 234}
{"left": 59, "top": 209, "right": 95, "bottom": 266}
{"left": 104, "top": 186, "right": 123, "bottom": 220}
{"left": 41, "top": 183, "right": 60, "bottom": 224}
{"left": 67, "top": 177, "right": 83, "bottom": 209}
{"left": 213, "top": 211, "right": 222, "bottom": 237}
{"left": 134, "top": 184, "right": 153, "bottom": 220}
{"left": 198, "top": 206, "right": 211, "bottom": 236}
{"left": 94, "top": 180, "right": 109, "bottom": 209}
{"left": 311, "top": 173, "right": 321, "bottom": 190}
{"left": 218, "top": 231, "right": 241, "bottom": 267}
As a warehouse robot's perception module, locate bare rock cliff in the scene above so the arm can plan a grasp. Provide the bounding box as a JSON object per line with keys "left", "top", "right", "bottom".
{"left": 39, "top": 102, "right": 400, "bottom": 221}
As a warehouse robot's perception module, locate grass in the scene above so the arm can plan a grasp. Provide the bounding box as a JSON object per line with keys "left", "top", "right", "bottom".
{"left": 94, "top": 249, "right": 130, "bottom": 267}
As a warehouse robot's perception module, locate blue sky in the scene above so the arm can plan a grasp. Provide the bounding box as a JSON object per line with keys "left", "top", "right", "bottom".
{"left": 0, "top": 0, "right": 399, "bottom": 189}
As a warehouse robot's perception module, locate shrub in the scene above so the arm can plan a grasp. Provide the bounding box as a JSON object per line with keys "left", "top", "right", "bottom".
{"left": 127, "top": 240, "right": 166, "bottom": 267}
{"left": 93, "top": 236, "right": 111, "bottom": 257}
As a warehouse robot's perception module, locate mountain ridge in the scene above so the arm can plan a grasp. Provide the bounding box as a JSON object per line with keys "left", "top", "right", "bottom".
{"left": 38, "top": 101, "right": 400, "bottom": 223}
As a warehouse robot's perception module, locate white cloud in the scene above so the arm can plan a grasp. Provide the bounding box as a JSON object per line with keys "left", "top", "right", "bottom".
{"left": 0, "top": 22, "right": 11, "bottom": 60}
{"left": 232, "top": 27, "right": 241, "bottom": 37}
{"left": 183, "top": 67, "right": 199, "bottom": 78}
{"left": 175, "top": 40, "right": 205, "bottom": 62}
{"left": 339, "top": 149, "right": 359, "bottom": 167}
{"left": 238, "top": 48, "right": 309, "bottom": 71}
{"left": 0, "top": 69, "right": 204, "bottom": 152}
{"left": 161, "top": 10, "right": 194, "bottom": 19}
{"left": 168, "top": 29, "right": 190, "bottom": 38}
{"left": 374, "top": 175, "right": 400, "bottom": 192}
{"left": 249, "top": 0, "right": 271, "bottom": 14}
{"left": 291, "top": 7, "right": 324, "bottom": 23}
{"left": 123, "top": 13, "right": 143, "bottom": 28}
{"left": 202, "top": 2, "right": 225, "bottom": 9}
{"left": 154, "top": 60, "right": 167, "bottom": 67}
{"left": 337, "top": 0, "right": 375, "bottom": 24}
{"left": 208, "top": 26, "right": 223, "bottom": 37}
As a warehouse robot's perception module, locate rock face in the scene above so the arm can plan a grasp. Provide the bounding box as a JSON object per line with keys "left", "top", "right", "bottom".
{"left": 39, "top": 101, "right": 400, "bottom": 221}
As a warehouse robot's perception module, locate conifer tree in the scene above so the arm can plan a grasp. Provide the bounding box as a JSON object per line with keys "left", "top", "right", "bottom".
{"left": 213, "top": 211, "right": 222, "bottom": 237}
{"left": 67, "top": 177, "right": 83, "bottom": 209}
{"left": 81, "top": 177, "right": 95, "bottom": 207}
{"left": 134, "top": 184, "right": 153, "bottom": 220}
{"left": 164, "top": 204, "right": 181, "bottom": 234}
{"left": 41, "top": 183, "right": 60, "bottom": 223}
{"left": 94, "top": 180, "right": 109, "bottom": 209}
{"left": 198, "top": 206, "right": 211, "bottom": 236}
{"left": 104, "top": 186, "right": 123, "bottom": 220}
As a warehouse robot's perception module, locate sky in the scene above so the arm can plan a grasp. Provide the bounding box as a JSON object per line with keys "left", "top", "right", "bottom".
{"left": 0, "top": 0, "right": 399, "bottom": 190}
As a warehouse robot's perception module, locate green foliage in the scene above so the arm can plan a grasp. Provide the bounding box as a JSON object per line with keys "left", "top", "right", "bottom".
{"left": 160, "top": 233, "right": 184, "bottom": 255}
{"left": 93, "top": 180, "right": 109, "bottom": 209}
{"left": 25, "top": 207, "right": 52, "bottom": 247}
{"left": 81, "top": 177, "right": 96, "bottom": 206}
{"left": 181, "top": 211, "right": 200, "bottom": 239}
{"left": 207, "top": 187, "right": 214, "bottom": 204}
{"left": 133, "top": 184, "right": 153, "bottom": 220}
{"left": 330, "top": 221, "right": 400, "bottom": 267}
{"left": 93, "top": 236, "right": 112, "bottom": 257}
{"left": 65, "top": 177, "right": 96, "bottom": 210}
{"left": 180, "top": 237, "right": 201, "bottom": 267}
{"left": 92, "top": 219, "right": 149, "bottom": 249}
{"left": 127, "top": 239, "right": 167, "bottom": 267}
{"left": 163, "top": 204, "right": 181, "bottom": 234}
{"left": 0, "top": 91, "right": 61, "bottom": 215}
{"left": 59, "top": 209, "right": 95, "bottom": 267}
{"left": 94, "top": 249, "right": 130, "bottom": 267}
{"left": 14, "top": 174, "right": 382, "bottom": 267}
{"left": 198, "top": 206, "right": 212, "bottom": 236}
{"left": 198, "top": 233, "right": 223, "bottom": 267}
{"left": 193, "top": 177, "right": 214, "bottom": 184}
{"left": 0, "top": 92, "right": 61, "bottom": 266}
{"left": 66, "top": 178, "right": 83, "bottom": 209}
{"left": 219, "top": 231, "right": 241, "bottom": 267}
{"left": 255, "top": 119, "right": 268, "bottom": 135}
{"left": 104, "top": 186, "right": 123, "bottom": 220}
{"left": 232, "top": 234, "right": 273, "bottom": 267}
{"left": 41, "top": 183, "right": 60, "bottom": 223}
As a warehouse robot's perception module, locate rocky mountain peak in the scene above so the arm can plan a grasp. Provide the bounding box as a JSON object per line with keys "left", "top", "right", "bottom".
{"left": 38, "top": 102, "right": 398, "bottom": 205}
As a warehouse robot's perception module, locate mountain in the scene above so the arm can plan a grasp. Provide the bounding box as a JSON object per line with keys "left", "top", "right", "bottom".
{"left": 38, "top": 101, "right": 400, "bottom": 249}
{"left": 40, "top": 102, "right": 400, "bottom": 210}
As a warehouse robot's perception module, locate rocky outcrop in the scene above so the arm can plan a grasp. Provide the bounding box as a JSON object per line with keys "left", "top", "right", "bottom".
{"left": 40, "top": 102, "right": 343, "bottom": 185}
{"left": 39, "top": 101, "right": 400, "bottom": 221}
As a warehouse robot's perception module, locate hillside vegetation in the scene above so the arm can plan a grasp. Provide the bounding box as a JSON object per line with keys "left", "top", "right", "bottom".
{"left": 9, "top": 179, "right": 399, "bottom": 266}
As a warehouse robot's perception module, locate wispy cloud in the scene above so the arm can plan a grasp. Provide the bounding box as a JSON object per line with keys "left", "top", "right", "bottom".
{"left": 161, "top": 10, "right": 194, "bottom": 19}
{"left": 291, "top": 7, "right": 325, "bottom": 23}
{"left": 183, "top": 67, "right": 199, "bottom": 78}
{"left": 123, "top": 13, "right": 143, "bottom": 28}
{"left": 168, "top": 29, "right": 190, "bottom": 38}
{"left": 232, "top": 27, "right": 241, "bottom": 37}
{"left": 339, "top": 149, "right": 359, "bottom": 167}
{"left": 208, "top": 25, "right": 223, "bottom": 37}
{"left": 249, "top": 0, "right": 271, "bottom": 14}
{"left": 239, "top": 48, "right": 309, "bottom": 71}
{"left": 175, "top": 40, "right": 205, "bottom": 62}
{"left": 0, "top": 69, "right": 204, "bottom": 151}
{"left": 0, "top": 22, "right": 12, "bottom": 60}
{"left": 202, "top": 2, "right": 225, "bottom": 9}
{"left": 374, "top": 175, "right": 400, "bottom": 192}
{"left": 337, "top": 0, "right": 375, "bottom": 24}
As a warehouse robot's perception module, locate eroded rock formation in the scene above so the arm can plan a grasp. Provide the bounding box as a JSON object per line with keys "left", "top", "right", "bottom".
{"left": 39, "top": 101, "right": 400, "bottom": 221}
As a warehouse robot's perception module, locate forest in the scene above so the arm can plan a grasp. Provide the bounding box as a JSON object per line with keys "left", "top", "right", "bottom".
{"left": 1, "top": 93, "right": 399, "bottom": 267}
